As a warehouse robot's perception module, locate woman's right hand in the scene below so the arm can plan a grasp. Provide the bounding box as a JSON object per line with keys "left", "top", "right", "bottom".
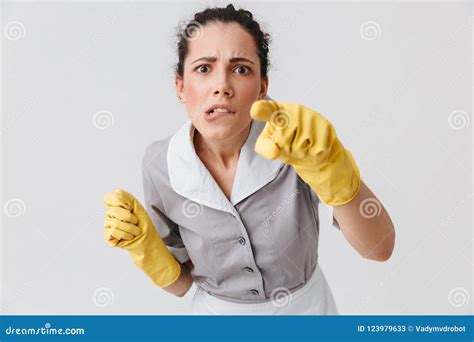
{"left": 102, "top": 189, "right": 182, "bottom": 288}
{"left": 103, "top": 189, "right": 143, "bottom": 249}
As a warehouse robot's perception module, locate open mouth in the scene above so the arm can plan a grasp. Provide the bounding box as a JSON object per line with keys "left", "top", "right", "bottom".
{"left": 205, "top": 106, "right": 236, "bottom": 115}
{"left": 206, "top": 108, "right": 236, "bottom": 115}
{"left": 204, "top": 104, "right": 237, "bottom": 121}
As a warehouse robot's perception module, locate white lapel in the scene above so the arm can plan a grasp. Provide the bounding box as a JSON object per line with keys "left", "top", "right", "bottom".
{"left": 230, "top": 120, "right": 284, "bottom": 204}
{"left": 167, "top": 118, "right": 283, "bottom": 215}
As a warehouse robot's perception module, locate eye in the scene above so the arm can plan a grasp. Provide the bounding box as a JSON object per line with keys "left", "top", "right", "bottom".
{"left": 233, "top": 65, "right": 251, "bottom": 75}
{"left": 195, "top": 64, "right": 211, "bottom": 73}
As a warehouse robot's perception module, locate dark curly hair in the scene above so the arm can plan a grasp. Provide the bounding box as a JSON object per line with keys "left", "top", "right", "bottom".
{"left": 175, "top": 4, "right": 271, "bottom": 79}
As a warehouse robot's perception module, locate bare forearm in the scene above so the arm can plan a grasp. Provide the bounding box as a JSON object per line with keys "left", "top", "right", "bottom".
{"left": 333, "top": 180, "right": 395, "bottom": 261}
{"left": 162, "top": 261, "right": 194, "bottom": 297}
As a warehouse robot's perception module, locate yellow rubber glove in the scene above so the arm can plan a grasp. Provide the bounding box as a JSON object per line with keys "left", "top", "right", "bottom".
{"left": 250, "top": 100, "right": 361, "bottom": 206}
{"left": 103, "top": 189, "right": 181, "bottom": 288}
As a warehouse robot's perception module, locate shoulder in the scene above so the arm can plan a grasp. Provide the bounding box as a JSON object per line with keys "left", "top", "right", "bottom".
{"left": 142, "top": 136, "right": 172, "bottom": 171}
{"left": 142, "top": 120, "right": 192, "bottom": 170}
{"left": 141, "top": 136, "right": 175, "bottom": 193}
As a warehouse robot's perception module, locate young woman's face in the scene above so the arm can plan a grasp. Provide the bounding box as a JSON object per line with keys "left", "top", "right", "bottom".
{"left": 176, "top": 21, "right": 268, "bottom": 141}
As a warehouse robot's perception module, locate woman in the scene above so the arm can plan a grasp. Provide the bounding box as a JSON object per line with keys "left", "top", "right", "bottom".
{"left": 103, "top": 4, "right": 395, "bottom": 315}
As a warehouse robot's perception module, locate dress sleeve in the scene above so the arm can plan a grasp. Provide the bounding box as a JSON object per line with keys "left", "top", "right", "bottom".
{"left": 142, "top": 163, "right": 190, "bottom": 263}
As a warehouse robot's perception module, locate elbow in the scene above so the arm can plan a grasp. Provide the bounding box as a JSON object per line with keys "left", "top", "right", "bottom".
{"left": 368, "top": 249, "right": 393, "bottom": 262}
{"left": 165, "top": 283, "right": 193, "bottom": 298}
{"left": 171, "top": 278, "right": 194, "bottom": 298}
{"left": 174, "top": 285, "right": 192, "bottom": 297}
{"left": 176, "top": 274, "right": 194, "bottom": 297}
{"left": 364, "top": 228, "right": 396, "bottom": 262}
{"left": 363, "top": 248, "right": 393, "bottom": 262}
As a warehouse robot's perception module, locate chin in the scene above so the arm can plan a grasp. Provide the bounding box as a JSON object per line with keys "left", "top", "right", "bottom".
{"left": 191, "top": 113, "right": 251, "bottom": 141}
{"left": 199, "top": 124, "right": 239, "bottom": 141}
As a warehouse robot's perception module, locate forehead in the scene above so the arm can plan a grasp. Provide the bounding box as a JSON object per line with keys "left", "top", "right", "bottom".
{"left": 186, "top": 22, "right": 258, "bottom": 60}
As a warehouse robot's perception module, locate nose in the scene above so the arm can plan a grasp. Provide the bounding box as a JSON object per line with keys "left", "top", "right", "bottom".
{"left": 213, "top": 86, "right": 233, "bottom": 97}
{"left": 213, "top": 73, "right": 233, "bottom": 98}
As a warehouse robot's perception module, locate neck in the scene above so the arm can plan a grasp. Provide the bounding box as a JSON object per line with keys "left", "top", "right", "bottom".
{"left": 194, "top": 122, "right": 252, "bottom": 169}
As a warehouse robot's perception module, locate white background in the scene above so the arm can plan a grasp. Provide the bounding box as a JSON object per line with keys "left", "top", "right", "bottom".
{"left": 1, "top": 0, "right": 472, "bottom": 315}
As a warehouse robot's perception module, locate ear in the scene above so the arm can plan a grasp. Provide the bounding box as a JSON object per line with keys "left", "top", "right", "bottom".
{"left": 175, "top": 76, "right": 185, "bottom": 103}
{"left": 259, "top": 76, "right": 269, "bottom": 99}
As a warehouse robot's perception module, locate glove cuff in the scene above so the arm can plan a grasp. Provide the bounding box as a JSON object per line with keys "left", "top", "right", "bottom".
{"left": 129, "top": 234, "right": 182, "bottom": 288}
{"left": 294, "top": 143, "right": 361, "bottom": 206}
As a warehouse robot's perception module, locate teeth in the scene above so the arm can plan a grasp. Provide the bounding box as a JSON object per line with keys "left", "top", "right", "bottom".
{"left": 215, "top": 108, "right": 229, "bottom": 113}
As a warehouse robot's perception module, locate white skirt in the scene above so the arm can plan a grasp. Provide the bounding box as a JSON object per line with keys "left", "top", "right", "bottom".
{"left": 191, "top": 263, "right": 339, "bottom": 315}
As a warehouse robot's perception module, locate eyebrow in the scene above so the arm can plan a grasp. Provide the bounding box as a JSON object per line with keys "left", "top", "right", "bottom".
{"left": 191, "top": 56, "right": 255, "bottom": 65}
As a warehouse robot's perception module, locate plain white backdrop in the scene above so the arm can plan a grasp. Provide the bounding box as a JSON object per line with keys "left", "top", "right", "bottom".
{"left": 1, "top": 0, "right": 472, "bottom": 315}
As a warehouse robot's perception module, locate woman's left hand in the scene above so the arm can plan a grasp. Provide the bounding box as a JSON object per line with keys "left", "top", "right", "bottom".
{"left": 250, "top": 99, "right": 361, "bottom": 206}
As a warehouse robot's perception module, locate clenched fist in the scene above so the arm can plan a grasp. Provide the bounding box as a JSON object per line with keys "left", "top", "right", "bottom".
{"left": 103, "top": 189, "right": 181, "bottom": 288}
{"left": 250, "top": 99, "right": 361, "bottom": 206}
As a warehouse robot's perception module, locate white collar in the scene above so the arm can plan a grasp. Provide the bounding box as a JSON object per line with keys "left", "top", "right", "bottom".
{"left": 167, "top": 119, "right": 283, "bottom": 215}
